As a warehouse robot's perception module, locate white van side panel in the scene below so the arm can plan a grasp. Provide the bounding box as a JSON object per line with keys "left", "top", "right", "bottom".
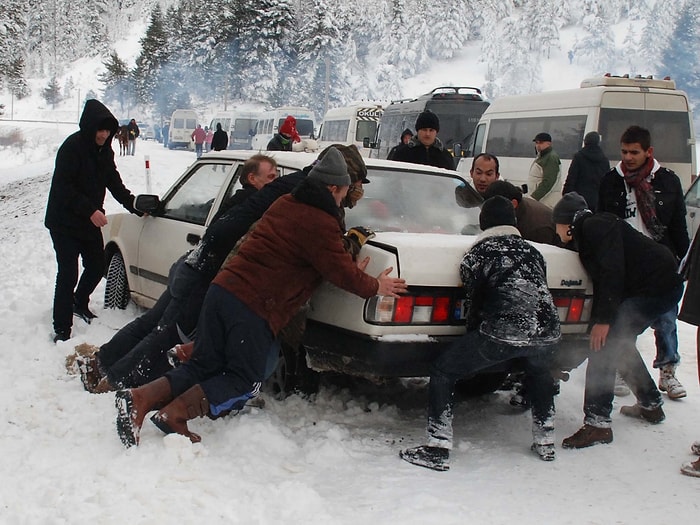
{"left": 318, "top": 105, "right": 383, "bottom": 157}
{"left": 169, "top": 109, "right": 198, "bottom": 150}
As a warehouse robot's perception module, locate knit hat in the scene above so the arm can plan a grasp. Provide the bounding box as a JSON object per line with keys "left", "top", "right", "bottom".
{"left": 482, "top": 180, "right": 523, "bottom": 203}
{"left": 479, "top": 195, "right": 517, "bottom": 231}
{"left": 415, "top": 111, "right": 440, "bottom": 132}
{"left": 584, "top": 131, "right": 601, "bottom": 145}
{"left": 319, "top": 144, "right": 369, "bottom": 184}
{"left": 279, "top": 115, "right": 301, "bottom": 142}
{"left": 552, "top": 192, "right": 589, "bottom": 224}
{"left": 533, "top": 132, "right": 552, "bottom": 142}
{"left": 308, "top": 147, "right": 351, "bottom": 186}
{"left": 400, "top": 128, "right": 413, "bottom": 140}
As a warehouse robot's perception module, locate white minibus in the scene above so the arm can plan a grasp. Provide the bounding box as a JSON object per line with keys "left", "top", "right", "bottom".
{"left": 318, "top": 103, "right": 384, "bottom": 156}
{"left": 168, "top": 109, "right": 198, "bottom": 150}
{"left": 251, "top": 106, "right": 316, "bottom": 150}
{"left": 208, "top": 109, "right": 260, "bottom": 150}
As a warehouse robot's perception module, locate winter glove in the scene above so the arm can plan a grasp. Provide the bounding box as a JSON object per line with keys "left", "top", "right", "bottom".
{"left": 344, "top": 226, "right": 376, "bottom": 259}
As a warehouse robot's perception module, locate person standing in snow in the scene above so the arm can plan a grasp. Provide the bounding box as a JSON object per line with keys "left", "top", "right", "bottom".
{"left": 191, "top": 124, "right": 206, "bottom": 158}
{"left": 400, "top": 196, "right": 561, "bottom": 471}
{"left": 390, "top": 111, "right": 455, "bottom": 170}
{"left": 528, "top": 132, "right": 561, "bottom": 204}
{"left": 679, "top": 225, "right": 700, "bottom": 477}
{"left": 204, "top": 126, "right": 214, "bottom": 152}
{"left": 551, "top": 193, "right": 684, "bottom": 449}
{"left": 387, "top": 128, "right": 413, "bottom": 160}
{"left": 562, "top": 131, "right": 610, "bottom": 212}
{"left": 126, "top": 118, "right": 139, "bottom": 156}
{"left": 113, "top": 147, "right": 407, "bottom": 447}
{"left": 267, "top": 115, "right": 300, "bottom": 151}
{"left": 211, "top": 122, "right": 228, "bottom": 151}
{"left": 45, "top": 99, "right": 140, "bottom": 343}
{"left": 597, "top": 125, "right": 689, "bottom": 400}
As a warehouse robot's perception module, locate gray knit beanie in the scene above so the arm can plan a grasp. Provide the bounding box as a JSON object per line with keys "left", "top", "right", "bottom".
{"left": 552, "top": 192, "right": 589, "bottom": 224}
{"left": 584, "top": 131, "right": 601, "bottom": 145}
{"left": 309, "top": 147, "right": 351, "bottom": 186}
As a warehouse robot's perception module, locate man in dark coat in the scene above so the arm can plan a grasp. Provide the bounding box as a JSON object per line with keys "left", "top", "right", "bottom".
{"left": 400, "top": 196, "right": 561, "bottom": 470}
{"left": 210, "top": 122, "right": 228, "bottom": 151}
{"left": 387, "top": 128, "right": 413, "bottom": 160}
{"left": 390, "top": 111, "right": 455, "bottom": 170}
{"left": 562, "top": 131, "right": 610, "bottom": 211}
{"left": 597, "top": 125, "right": 689, "bottom": 400}
{"left": 114, "top": 148, "right": 407, "bottom": 447}
{"left": 552, "top": 193, "right": 684, "bottom": 449}
{"left": 267, "top": 115, "right": 300, "bottom": 151}
{"left": 45, "top": 99, "right": 139, "bottom": 343}
{"left": 126, "top": 118, "right": 139, "bottom": 156}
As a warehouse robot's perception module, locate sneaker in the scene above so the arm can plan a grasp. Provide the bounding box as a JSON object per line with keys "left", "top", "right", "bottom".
{"left": 614, "top": 372, "right": 631, "bottom": 397}
{"left": 53, "top": 329, "right": 71, "bottom": 343}
{"left": 531, "top": 443, "right": 556, "bottom": 461}
{"left": 658, "top": 365, "right": 687, "bottom": 400}
{"left": 509, "top": 391, "right": 530, "bottom": 409}
{"left": 399, "top": 445, "right": 450, "bottom": 471}
{"left": 619, "top": 403, "right": 665, "bottom": 424}
{"left": 680, "top": 457, "right": 700, "bottom": 478}
{"left": 691, "top": 441, "right": 700, "bottom": 455}
{"left": 73, "top": 305, "right": 98, "bottom": 324}
{"left": 562, "top": 425, "right": 613, "bottom": 449}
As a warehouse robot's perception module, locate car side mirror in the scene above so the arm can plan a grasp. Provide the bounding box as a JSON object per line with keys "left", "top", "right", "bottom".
{"left": 453, "top": 143, "right": 462, "bottom": 158}
{"left": 134, "top": 194, "right": 161, "bottom": 215}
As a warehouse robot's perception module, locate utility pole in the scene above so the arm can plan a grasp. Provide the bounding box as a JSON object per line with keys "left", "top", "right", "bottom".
{"left": 324, "top": 55, "right": 330, "bottom": 116}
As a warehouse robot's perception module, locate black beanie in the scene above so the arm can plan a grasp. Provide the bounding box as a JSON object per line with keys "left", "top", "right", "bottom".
{"left": 479, "top": 195, "right": 517, "bottom": 231}
{"left": 552, "top": 192, "right": 589, "bottom": 224}
{"left": 482, "top": 180, "right": 522, "bottom": 203}
{"left": 584, "top": 131, "right": 601, "bottom": 145}
{"left": 415, "top": 111, "right": 440, "bottom": 132}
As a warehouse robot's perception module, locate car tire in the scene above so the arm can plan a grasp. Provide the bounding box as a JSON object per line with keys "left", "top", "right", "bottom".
{"left": 104, "top": 251, "right": 130, "bottom": 309}
{"left": 264, "top": 343, "right": 320, "bottom": 400}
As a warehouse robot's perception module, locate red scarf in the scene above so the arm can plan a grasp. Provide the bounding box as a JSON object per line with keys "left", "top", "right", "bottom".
{"left": 620, "top": 157, "right": 666, "bottom": 241}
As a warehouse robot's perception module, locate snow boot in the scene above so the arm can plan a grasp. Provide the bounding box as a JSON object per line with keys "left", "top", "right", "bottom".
{"left": 658, "top": 364, "right": 687, "bottom": 400}
{"left": 619, "top": 403, "right": 665, "bottom": 424}
{"left": 399, "top": 445, "right": 450, "bottom": 471}
{"left": 613, "top": 372, "right": 631, "bottom": 397}
{"left": 115, "top": 377, "right": 173, "bottom": 447}
{"left": 77, "top": 353, "right": 105, "bottom": 393}
{"left": 680, "top": 457, "right": 700, "bottom": 478}
{"left": 73, "top": 304, "right": 98, "bottom": 324}
{"left": 691, "top": 441, "right": 700, "bottom": 455}
{"left": 531, "top": 443, "right": 556, "bottom": 461}
{"left": 562, "top": 424, "right": 613, "bottom": 449}
{"left": 150, "top": 384, "right": 209, "bottom": 443}
{"left": 532, "top": 420, "right": 555, "bottom": 461}
{"left": 53, "top": 329, "right": 71, "bottom": 343}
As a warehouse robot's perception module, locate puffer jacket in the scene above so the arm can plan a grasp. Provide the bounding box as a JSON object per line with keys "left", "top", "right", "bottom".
{"left": 390, "top": 136, "right": 455, "bottom": 170}
{"left": 44, "top": 99, "right": 136, "bottom": 240}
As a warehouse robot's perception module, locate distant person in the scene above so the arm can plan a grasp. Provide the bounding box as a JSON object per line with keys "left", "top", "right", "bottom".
{"left": 483, "top": 180, "right": 559, "bottom": 245}
{"left": 191, "top": 124, "right": 206, "bottom": 158}
{"left": 400, "top": 196, "right": 561, "bottom": 470}
{"left": 528, "top": 132, "right": 561, "bottom": 203}
{"left": 267, "top": 115, "right": 300, "bottom": 151}
{"left": 127, "top": 119, "right": 139, "bottom": 156}
{"left": 568, "top": 50, "right": 574, "bottom": 64}
{"left": 469, "top": 153, "right": 500, "bottom": 195}
{"left": 562, "top": 131, "right": 610, "bottom": 211}
{"left": 211, "top": 122, "right": 228, "bottom": 151}
{"left": 44, "top": 99, "right": 140, "bottom": 343}
{"left": 551, "top": 193, "right": 683, "bottom": 450}
{"left": 390, "top": 111, "right": 455, "bottom": 170}
{"left": 162, "top": 123, "right": 169, "bottom": 148}
{"left": 387, "top": 128, "right": 413, "bottom": 160}
{"left": 204, "top": 126, "right": 214, "bottom": 152}
{"left": 598, "top": 125, "right": 690, "bottom": 400}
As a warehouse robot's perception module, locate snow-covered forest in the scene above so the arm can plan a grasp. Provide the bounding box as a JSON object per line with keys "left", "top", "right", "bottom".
{"left": 1, "top": 0, "right": 699, "bottom": 120}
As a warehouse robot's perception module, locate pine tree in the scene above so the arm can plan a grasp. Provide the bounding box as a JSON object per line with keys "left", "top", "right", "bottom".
{"left": 133, "top": 4, "right": 170, "bottom": 107}
{"left": 43, "top": 76, "right": 62, "bottom": 109}
{"left": 99, "top": 52, "right": 131, "bottom": 112}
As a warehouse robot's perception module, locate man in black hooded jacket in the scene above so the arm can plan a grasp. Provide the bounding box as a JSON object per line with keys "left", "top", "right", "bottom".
{"left": 562, "top": 131, "right": 609, "bottom": 211}
{"left": 45, "top": 99, "right": 139, "bottom": 343}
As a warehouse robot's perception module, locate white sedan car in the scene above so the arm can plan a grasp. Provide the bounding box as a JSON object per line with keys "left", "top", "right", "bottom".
{"left": 102, "top": 151, "right": 592, "bottom": 394}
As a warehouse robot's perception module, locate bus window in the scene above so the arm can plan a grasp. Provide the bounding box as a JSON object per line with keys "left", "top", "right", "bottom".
{"left": 355, "top": 120, "right": 378, "bottom": 142}
{"left": 486, "top": 115, "right": 587, "bottom": 158}
{"left": 320, "top": 120, "right": 350, "bottom": 141}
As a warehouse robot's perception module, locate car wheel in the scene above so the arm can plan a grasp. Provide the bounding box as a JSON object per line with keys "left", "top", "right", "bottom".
{"left": 454, "top": 371, "right": 509, "bottom": 397}
{"left": 104, "top": 251, "right": 130, "bottom": 309}
{"left": 264, "top": 343, "right": 320, "bottom": 400}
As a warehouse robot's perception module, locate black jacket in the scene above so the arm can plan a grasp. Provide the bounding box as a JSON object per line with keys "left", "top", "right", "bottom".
{"left": 390, "top": 137, "right": 455, "bottom": 170}
{"left": 44, "top": 99, "right": 137, "bottom": 240}
{"left": 562, "top": 144, "right": 609, "bottom": 211}
{"left": 572, "top": 212, "right": 683, "bottom": 324}
{"left": 211, "top": 127, "right": 228, "bottom": 151}
{"left": 597, "top": 165, "right": 689, "bottom": 259}
{"left": 266, "top": 133, "right": 292, "bottom": 151}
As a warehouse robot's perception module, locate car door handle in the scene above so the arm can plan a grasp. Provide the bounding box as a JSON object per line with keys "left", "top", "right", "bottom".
{"left": 186, "top": 233, "right": 201, "bottom": 245}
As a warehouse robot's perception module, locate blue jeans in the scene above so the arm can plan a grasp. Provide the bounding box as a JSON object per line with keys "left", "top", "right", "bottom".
{"left": 583, "top": 283, "right": 683, "bottom": 427}
{"left": 651, "top": 304, "right": 680, "bottom": 368}
{"left": 427, "top": 330, "right": 556, "bottom": 449}
{"left": 195, "top": 143, "right": 203, "bottom": 158}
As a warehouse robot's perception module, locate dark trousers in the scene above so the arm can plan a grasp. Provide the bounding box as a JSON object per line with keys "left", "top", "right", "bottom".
{"left": 50, "top": 231, "right": 104, "bottom": 332}
{"left": 427, "top": 330, "right": 556, "bottom": 449}
{"left": 583, "top": 283, "right": 684, "bottom": 427}
{"left": 166, "top": 284, "right": 275, "bottom": 416}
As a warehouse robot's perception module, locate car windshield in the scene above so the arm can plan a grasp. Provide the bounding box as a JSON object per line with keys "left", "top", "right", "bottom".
{"left": 345, "top": 168, "right": 482, "bottom": 234}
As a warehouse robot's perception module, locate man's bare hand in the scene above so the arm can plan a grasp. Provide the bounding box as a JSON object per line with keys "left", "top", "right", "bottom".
{"left": 376, "top": 266, "right": 408, "bottom": 297}
{"left": 589, "top": 323, "right": 610, "bottom": 352}
{"left": 356, "top": 256, "right": 370, "bottom": 271}
{"left": 90, "top": 210, "right": 108, "bottom": 228}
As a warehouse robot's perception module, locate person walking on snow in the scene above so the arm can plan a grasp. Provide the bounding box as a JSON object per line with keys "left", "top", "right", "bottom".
{"left": 191, "top": 124, "right": 206, "bottom": 158}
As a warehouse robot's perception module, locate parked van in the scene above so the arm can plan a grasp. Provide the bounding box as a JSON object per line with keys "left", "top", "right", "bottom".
{"left": 462, "top": 75, "right": 696, "bottom": 206}
{"left": 251, "top": 106, "right": 316, "bottom": 150}
{"left": 318, "top": 103, "right": 384, "bottom": 156}
{"left": 370, "top": 86, "right": 490, "bottom": 160}
{"left": 168, "top": 109, "right": 198, "bottom": 150}
{"left": 208, "top": 109, "right": 259, "bottom": 150}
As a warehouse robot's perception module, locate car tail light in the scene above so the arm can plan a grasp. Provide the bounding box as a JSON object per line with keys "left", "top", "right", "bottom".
{"left": 553, "top": 295, "right": 592, "bottom": 324}
{"left": 365, "top": 293, "right": 457, "bottom": 325}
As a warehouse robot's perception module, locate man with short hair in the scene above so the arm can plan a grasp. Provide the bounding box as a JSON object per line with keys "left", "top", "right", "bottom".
{"left": 598, "top": 125, "right": 689, "bottom": 399}
{"left": 528, "top": 132, "right": 561, "bottom": 204}
{"left": 191, "top": 124, "right": 206, "bottom": 158}
{"left": 562, "top": 131, "right": 610, "bottom": 211}
{"left": 469, "top": 153, "right": 500, "bottom": 195}
{"left": 390, "top": 111, "right": 455, "bottom": 170}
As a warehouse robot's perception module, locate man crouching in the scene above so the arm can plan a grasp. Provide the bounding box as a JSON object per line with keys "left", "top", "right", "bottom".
{"left": 400, "top": 196, "right": 561, "bottom": 471}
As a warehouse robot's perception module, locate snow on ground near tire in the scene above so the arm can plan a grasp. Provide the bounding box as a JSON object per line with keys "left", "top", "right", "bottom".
{"left": 0, "top": 130, "right": 699, "bottom": 524}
